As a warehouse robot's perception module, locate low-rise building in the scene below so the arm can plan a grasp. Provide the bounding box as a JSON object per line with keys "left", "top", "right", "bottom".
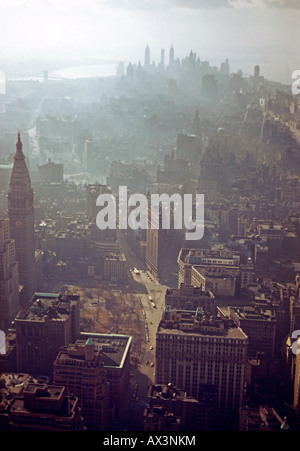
{"left": 165, "top": 283, "right": 216, "bottom": 313}
{"left": 0, "top": 373, "right": 84, "bottom": 431}
{"left": 145, "top": 383, "right": 207, "bottom": 431}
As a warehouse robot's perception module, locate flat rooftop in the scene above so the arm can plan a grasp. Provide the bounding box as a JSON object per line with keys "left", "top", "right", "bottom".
{"left": 229, "top": 306, "right": 276, "bottom": 322}
{"left": 157, "top": 324, "right": 247, "bottom": 340}
{"left": 57, "top": 334, "right": 131, "bottom": 370}
{"left": 24, "top": 383, "right": 64, "bottom": 398}
{"left": 80, "top": 332, "right": 132, "bottom": 369}
{"left": 166, "top": 285, "right": 213, "bottom": 298}
{"left": 157, "top": 309, "right": 247, "bottom": 340}
{"left": 16, "top": 293, "right": 79, "bottom": 322}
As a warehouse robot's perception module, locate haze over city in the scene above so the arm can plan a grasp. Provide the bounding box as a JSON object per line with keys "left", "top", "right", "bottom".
{"left": 0, "top": 0, "right": 299, "bottom": 84}
{"left": 1, "top": 0, "right": 300, "bottom": 437}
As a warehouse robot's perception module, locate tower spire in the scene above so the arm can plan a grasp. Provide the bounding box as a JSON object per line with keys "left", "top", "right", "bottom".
{"left": 8, "top": 131, "right": 36, "bottom": 302}
{"left": 16, "top": 131, "right": 23, "bottom": 156}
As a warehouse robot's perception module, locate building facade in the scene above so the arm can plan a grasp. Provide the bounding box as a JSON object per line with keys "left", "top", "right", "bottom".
{"left": 146, "top": 204, "right": 169, "bottom": 281}
{"left": 145, "top": 383, "right": 204, "bottom": 431}
{"left": 177, "top": 248, "right": 240, "bottom": 289}
{"left": 53, "top": 338, "right": 110, "bottom": 431}
{"left": 7, "top": 133, "right": 36, "bottom": 303}
{"left": 80, "top": 332, "right": 132, "bottom": 421}
{"left": 165, "top": 283, "right": 216, "bottom": 313}
{"left": 9, "top": 383, "right": 84, "bottom": 431}
{"left": 104, "top": 252, "right": 126, "bottom": 281}
{"left": 0, "top": 218, "right": 20, "bottom": 330}
{"left": 155, "top": 307, "right": 248, "bottom": 429}
{"left": 228, "top": 306, "right": 277, "bottom": 359}
{"left": 191, "top": 265, "right": 239, "bottom": 298}
{"left": 14, "top": 292, "right": 80, "bottom": 376}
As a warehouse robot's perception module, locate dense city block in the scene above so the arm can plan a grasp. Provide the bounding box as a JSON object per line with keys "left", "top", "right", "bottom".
{"left": 0, "top": 43, "right": 299, "bottom": 432}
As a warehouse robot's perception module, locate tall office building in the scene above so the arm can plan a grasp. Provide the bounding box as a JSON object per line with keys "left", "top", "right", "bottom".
{"left": 169, "top": 45, "right": 174, "bottom": 67}
{"left": 53, "top": 338, "right": 110, "bottom": 431}
{"left": 0, "top": 218, "right": 20, "bottom": 330}
{"left": 159, "top": 48, "right": 165, "bottom": 69}
{"left": 144, "top": 45, "right": 150, "bottom": 69}
{"left": 14, "top": 292, "right": 80, "bottom": 376}
{"left": 80, "top": 332, "right": 132, "bottom": 421}
{"left": 155, "top": 307, "right": 248, "bottom": 429}
{"left": 7, "top": 133, "right": 36, "bottom": 303}
{"left": 146, "top": 203, "right": 169, "bottom": 281}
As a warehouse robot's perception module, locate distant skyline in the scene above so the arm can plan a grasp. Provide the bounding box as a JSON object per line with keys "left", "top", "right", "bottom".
{"left": 0, "top": 0, "right": 298, "bottom": 84}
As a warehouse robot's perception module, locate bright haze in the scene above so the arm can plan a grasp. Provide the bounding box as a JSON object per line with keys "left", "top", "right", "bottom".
{"left": 0, "top": 0, "right": 298, "bottom": 84}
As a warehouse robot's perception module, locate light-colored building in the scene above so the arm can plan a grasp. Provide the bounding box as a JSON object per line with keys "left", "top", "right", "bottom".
{"left": 177, "top": 248, "right": 240, "bottom": 288}
{"left": 155, "top": 307, "right": 248, "bottom": 429}
{"left": 165, "top": 283, "right": 216, "bottom": 314}
{"left": 191, "top": 265, "right": 239, "bottom": 298}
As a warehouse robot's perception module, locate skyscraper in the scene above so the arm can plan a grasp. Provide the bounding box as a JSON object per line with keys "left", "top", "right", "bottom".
{"left": 15, "top": 292, "right": 80, "bottom": 376}
{"left": 146, "top": 203, "right": 169, "bottom": 281}
{"left": 169, "top": 45, "right": 174, "bottom": 67}
{"left": 155, "top": 308, "right": 248, "bottom": 429}
{"left": 0, "top": 218, "right": 20, "bottom": 330}
{"left": 53, "top": 338, "right": 110, "bottom": 431}
{"left": 7, "top": 133, "right": 36, "bottom": 303}
{"left": 160, "top": 48, "right": 165, "bottom": 68}
{"left": 144, "top": 45, "right": 150, "bottom": 69}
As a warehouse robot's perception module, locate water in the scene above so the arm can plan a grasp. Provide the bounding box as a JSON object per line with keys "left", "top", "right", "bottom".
{"left": 7, "top": 62, "right": 119, "bottom": 82}
{"left": 49, "top": 62, "right": 119, "bottom": 80}
{"left": 7, "top": 53, "right": 294, "bottom": 85}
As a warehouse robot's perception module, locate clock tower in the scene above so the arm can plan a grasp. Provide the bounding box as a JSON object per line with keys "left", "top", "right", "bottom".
{"left": 7, "top": 132, "right": 36, "bottom": 303}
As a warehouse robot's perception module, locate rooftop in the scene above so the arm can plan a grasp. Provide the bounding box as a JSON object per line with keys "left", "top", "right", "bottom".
{"left": 157, "top": 308, "right": 247, "bottom": 340}
{"left": 15, "top": 292, "right": 79, "bottom": 322}
{"left": 54, "top": 333, "right": 132, "bottom": 369}
{"left": 229, "top": 306, "right": 276, "bottom": 322}
{"left": 192, "top": 265, "right": 239, "bottom": 278}
{"left": 10, "top": 384, "right": 78, "bottom": 418}
{"left": 148, "top": 383, "right": 198, "bottom": 403}
{"left": 80, "top": 333, "right": 132, "bottom": 369}
{"left": 178, "top": 248, "right": 240, "bottom": 265}
{"left": 166, "top": 284, "right": 214, "bottom": 298}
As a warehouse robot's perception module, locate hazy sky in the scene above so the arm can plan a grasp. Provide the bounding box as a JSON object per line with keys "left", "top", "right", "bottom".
{"left": 0, "top": 0, "right": 299, "bottom": 82}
